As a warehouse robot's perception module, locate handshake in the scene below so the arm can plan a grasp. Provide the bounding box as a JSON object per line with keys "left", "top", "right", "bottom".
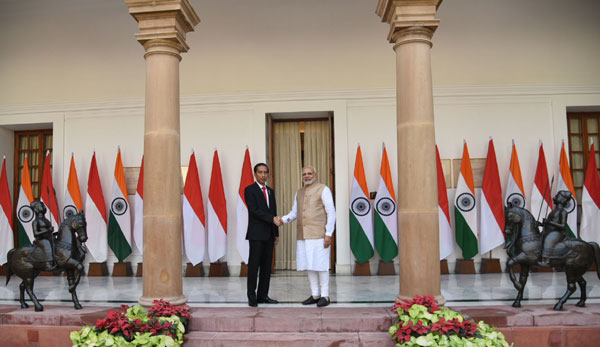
{"left": 273, "top": 216, "right": 285, "bottom": 226}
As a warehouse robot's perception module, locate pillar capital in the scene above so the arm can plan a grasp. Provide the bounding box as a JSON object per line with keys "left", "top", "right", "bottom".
{"left": 125, "top": 0, "right": 200, "bottom": 54}
{"left": 376, "top": 0, "right": 442, "bottom": 44}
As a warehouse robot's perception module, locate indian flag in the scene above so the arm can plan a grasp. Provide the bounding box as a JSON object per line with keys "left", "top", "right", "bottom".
{"left": 183, "top": 151, "right": 206, "bottom": 266}
{"left": 63, "top": 153, "right": 83, "bottom": 220}
{"left": 373, "top": 144, "right": 397, "bottom": 263}
{"left": 436, "top": 146, "right": 454, "bottom": 260}
{"left": 236, "top": 147, "right": 253, "bottom": 264}
{"left": 207, "top": 149, "right": 227, "bottom": 263}
{"left": 133, "top": 156, "right": 144, "bottom": 254}
{"left": 479, "top": 139, "right": 505, "bottom": 255}
{"left": 16, "top": 155, "right": 35, "bottom": 246}
{"left": 85, "top": 151, "right": 108, "bottom": 262}
{"left": 557, "top": 141, "right": 577, "bottom": 238}
{"left": 350, "top": 144, "right": 374, "bottom": 264}
{"left": 455, "top": 141, "right": 478, "bottom": 259}
{"left": 107, "top": 147, "right": 132, "bottom": 263}
{"left": 0, "top": 156, "right": 14, "bottom": 264}
{"left": 504, "top": 140, "right": 526, "bottom": 209}
{"left": 40, "top": 151, "right": 60, "bottom": 231}
{"left": 580, "top": 142, "right": 600, "bottom": 244}
{"left": 530, "top": 142, "right": 552, "bottom": 222}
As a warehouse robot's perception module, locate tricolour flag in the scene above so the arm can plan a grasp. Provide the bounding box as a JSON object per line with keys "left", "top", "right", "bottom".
{"left": 107, "top": 148, "right": 132, "bottom": 262}
{"left": 350, "top": 144, "right": 374, "bottom": 264}
{"left": 40, "top": 151, "right": 60, "bottom": 231}
{"left": 85, "top": 152, "right": 108, "bottom": 262}
{"left": 479, "top": 139, "right": 505, "bottom": 255}
{"left": 530, "top": 142, "right": 553, "bottom": 222}
{"left": 580, "top": 142, "right": 600, "bottom": 244}
{"left": 63, "top": 153, "right": 83, "bottom": 220}
{"left": 16, "top": 155, "right": 35, "bottom": 246}
{"left": 436, "top": 146, "right": 454, "bottom": 260}
{"left": 0, "top": 156, "right": 14, "bottom": 264}
{"left": 207, "top": 150, "right": 227, "bottom": 263}
{"left": 373, "top": 144, "right": 397, "bottom": 263}
{"left": 183, "top": 151, "right": 206, "bottom": 266}
{"left": 236, "top": 148, "right": 253, "bottom": 264}
{"left": 558, "top": 141, "right": 577, "bottom": 238}
{"left": 133, "top": 156, "right": 144, "bottom": 254}
{"left": 455, "top": 141, "right": 478, "bottom": 259}
{"left": 504, "top": 140, "right": 526, "bottom": 209}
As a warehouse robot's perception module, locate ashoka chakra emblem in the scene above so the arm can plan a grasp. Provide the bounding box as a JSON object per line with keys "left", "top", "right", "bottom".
{"left": 565, "top": 196, "right": 577, "bottom": 214}
{"left": 506, "top": 193, "right": 525, "bottom": 208}
{"left": 18, "top": 205, "right": 34, "bottom": 223}
{"left": 63, "top": 205, "right": 78, "bottom": 219}
{"left": 351, "top": 197, "right": 371, "bottom": 216}
{"left": 376, "top": 197, "right": 396, "bottom": 216}
{"left": 111, "top": 197, "right": 128, "bottom": 216}
{"left": 456, "top": 193, "right": 476, "bottom": 212}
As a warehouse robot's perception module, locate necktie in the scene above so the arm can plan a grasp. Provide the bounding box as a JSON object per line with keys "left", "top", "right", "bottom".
{"left": 262, "top": 186, "right": 268, "bottom": 206}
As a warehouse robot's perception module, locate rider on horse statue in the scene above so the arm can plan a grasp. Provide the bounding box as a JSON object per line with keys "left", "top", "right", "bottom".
{"left": 539, "top": 190, "right": 572, "bottom": 267}
{"left": 27, "top": 201, "right": 58, "bottom": 272}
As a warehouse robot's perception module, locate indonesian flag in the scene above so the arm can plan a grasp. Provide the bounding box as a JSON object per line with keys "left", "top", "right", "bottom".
{"left": 0, "top": 157, "right": 14, "bottom": 264}
{"left": 183, "top": 151, "right": 206, "bottom": 266}
{"left": 350, "top": 144, "right": 374, "bottom": 264}
{"left": 85, "top": 152, "right": 108, "bottom": 262}
{"left": 16, "top": 155, "right": 35, "bottom": 246}
{"left": 207, "top": 150, "right": 227, "bottom": 263}
{"left": 558, "top": 141, "right": 577, "bottom": 238}
{"left": 64, "top": 153, "right": 83, "bottom": 220}
{"left": 530, "top": 142, "right": 552, "bottom": 222}
{"left": 479, "top": 139, "right": 505, "bottom": 255}
{"left": 454, "top": 141, "right": 478, "bottom": 259}
{"left": 504, "top": 140, "right": 526, "bottom": 209}
{"left": 107, "top": 148, "right": 132, "bottom": 262}
{"left": 40, "top": 151, "right": 60, "bottom": 231}
{"left": 580, "top": 142, "right": 600, "bottom": 244}
{"left": 373, "top": 144, "right": 397, "bottom": 263}
{"left": 133, "top": 156, "right": 144, "bottom": 254}
{"left": 436, "top": 146, "right": 454, "bottom": 260}
{"left": 236, "top": 148, "right": 253, "bottom": 264}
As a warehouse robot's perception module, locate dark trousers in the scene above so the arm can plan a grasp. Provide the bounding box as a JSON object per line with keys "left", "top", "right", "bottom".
{"left": 247, "top": 238, "right": 274, "bottom": 302}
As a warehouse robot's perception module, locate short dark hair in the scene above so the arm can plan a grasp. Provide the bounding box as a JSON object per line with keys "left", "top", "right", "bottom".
{"left": 254, "top": 163, "right": 269, "bottom": 173}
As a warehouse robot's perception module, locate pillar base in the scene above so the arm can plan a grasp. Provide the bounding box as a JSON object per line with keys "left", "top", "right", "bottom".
{"left": 88, "top": 262, "right": 109, "bottom": 276}
{"left": 239, "top": 262, "right": 248, "bottom": 277}
{"left": 209, "top": 262, "right": 229, "bottom": 277}
{"left": 136, "top": 263, "right": 143, "bottom": 277}
{"left": 139, "top": 294, "right": 187, "bottom": 308}
{"left": 377, "top": 260, "right": 395, "bottom": 275}
{"left": 479, "top": 258, "right": 502, "bottom": 273}
{"left": 454, "top": 259, "right": 476, "bottom": 274}
{"left": 440, "top": 259, "right": 449, "bottom": 275}
{"left": 112, "top": 262, "right": 133, "bottom": 277}
{"left": 185, "top": 263, "right": 204, "bottom": 277}
{"left": 353, "top": 261, "right": 371, "bottom": 276}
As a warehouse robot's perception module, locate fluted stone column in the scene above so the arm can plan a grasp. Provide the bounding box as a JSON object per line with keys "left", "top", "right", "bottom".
{"left": 376, "top": 0, "right": 444, "bottom": 303}
{"left": 125, "top": 0, "right": 199, "bottom": 306}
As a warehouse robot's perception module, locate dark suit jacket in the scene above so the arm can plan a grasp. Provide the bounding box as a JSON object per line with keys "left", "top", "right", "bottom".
{"left": 245, "top": 182, "right": 279, "bottom": 241}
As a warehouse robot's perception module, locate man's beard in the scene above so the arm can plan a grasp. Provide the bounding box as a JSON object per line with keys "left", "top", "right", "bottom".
{"left": 303, "top": 178, "right": 316, "bottom": 186}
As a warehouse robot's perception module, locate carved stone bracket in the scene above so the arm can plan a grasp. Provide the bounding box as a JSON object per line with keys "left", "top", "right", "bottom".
{"left": 376, "top": 0, "right": 442, "bottom": 44}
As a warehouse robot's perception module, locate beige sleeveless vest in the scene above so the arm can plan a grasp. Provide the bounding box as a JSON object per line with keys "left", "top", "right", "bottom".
{"left": 296, "top": 183, "right": 327, "bottom": 240}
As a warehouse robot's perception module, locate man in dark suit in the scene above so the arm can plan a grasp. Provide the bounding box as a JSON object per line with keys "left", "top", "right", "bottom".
{"left": 245, "top": 163, "right": 280, "bottom": 307}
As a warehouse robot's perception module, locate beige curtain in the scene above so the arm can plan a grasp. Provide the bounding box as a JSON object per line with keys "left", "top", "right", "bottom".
{"left": 273, "top": 122, "right": 302, "bottom": 270}
{"left": 303, "top": 120, "right": 331, "bottom": 187}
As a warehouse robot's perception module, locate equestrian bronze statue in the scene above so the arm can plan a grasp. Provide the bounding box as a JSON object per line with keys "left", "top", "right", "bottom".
{"left": 504, "top": 190, "right": 600, "bottom": 310}
{"left": 6, "top": 201, "right": 88, "bottom": 311}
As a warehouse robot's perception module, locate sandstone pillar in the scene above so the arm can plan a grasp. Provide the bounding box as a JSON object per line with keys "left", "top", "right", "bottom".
{"left": 125, "top": 0, "right": 200, "bottom": 306}
{"left": 376, "top": 0, "right": 444, "bottom": 303}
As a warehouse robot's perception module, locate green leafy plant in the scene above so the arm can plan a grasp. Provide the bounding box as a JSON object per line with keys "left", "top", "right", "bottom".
{"left": 389, "top": 295, "right": 512, "bottom": 347}
{"left": 71, "top": 300, "right": 191, "bottom": 347}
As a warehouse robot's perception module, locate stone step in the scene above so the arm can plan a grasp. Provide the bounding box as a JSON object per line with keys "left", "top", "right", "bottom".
{"left": 183, "top": 331, "right": 396, "bottom": 347}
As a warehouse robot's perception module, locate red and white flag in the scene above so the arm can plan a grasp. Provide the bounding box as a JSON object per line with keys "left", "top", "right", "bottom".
{"left": 40, "top": 151, "right": 60, "bottom": 230}
{"left": 580, "top": 142, "right": 600, "bottom": 244}
{"left": 0, "top": 157, "right": 14, "bottom": 264}
{"left": 183, "top": 151, "right": 206, "bottom": 266}
{"left": 436, "top": 146, "right": 454, "bottom": 260}
{"left": 557, "top": 141, "right": 577, "bottom": 238}
{"left": 530, "top": 142, "right": 552, "bottom": 222}
{"left": 207, "top": 150, "right": 227, "bottom": 263}
{"left": 133, "top": 156, "right": 144, "bottom": 254}
{"left": 504, "top": 140, "right": 526, "bottom": 209}
{"left": 85, "top": 152, "right": 108, "bottom": 262}
{"left": 16, "top": 155, "right": 34, "bottom": 246}
{"left": 479, "top": 139, "right": 505, "bottom": 254}
{"left": 64, "top": 153, "right": 83, "bottom": 219}
{"left": 236, "top": 148, "right": 253, "bottom": 264}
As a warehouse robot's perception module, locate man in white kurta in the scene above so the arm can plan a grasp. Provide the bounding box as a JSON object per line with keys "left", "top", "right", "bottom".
{"left": 281, "top": 166, "right": 336, "bottom": 307}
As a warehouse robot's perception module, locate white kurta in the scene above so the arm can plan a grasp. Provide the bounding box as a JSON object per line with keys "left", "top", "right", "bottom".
{"left": 282, "top": 186, "right": 336, "bottom": 271}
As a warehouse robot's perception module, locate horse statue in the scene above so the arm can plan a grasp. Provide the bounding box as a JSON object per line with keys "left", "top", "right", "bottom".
{"left": 6, "top": 202, "right": 87, "bottom": 311}
{"left": 504, "top": 191, "right": 600, "bottom": 310}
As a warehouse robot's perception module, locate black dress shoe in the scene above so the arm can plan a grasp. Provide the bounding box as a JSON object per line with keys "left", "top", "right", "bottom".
{"left": 257, "top": 296, "right": 279, "bottom": 304}
{"left": 316, "top": 297, "right": 330, "bottom": 307}
{"left": 248, "top": 300, "right": 258, "bottom": 307}
{"left": 301, "top": 296, "right": 320, "bottom": 305}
